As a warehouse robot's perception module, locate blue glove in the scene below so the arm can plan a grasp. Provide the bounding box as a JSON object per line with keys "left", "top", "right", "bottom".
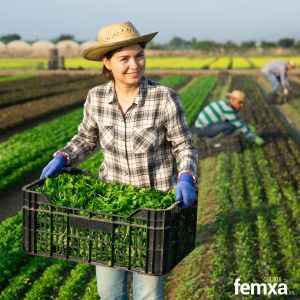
{"left": 40, "top": 154, "right": 67, "bottom": 179}
{"left": 175, "top": 173, "right": 197, "bottom": 209}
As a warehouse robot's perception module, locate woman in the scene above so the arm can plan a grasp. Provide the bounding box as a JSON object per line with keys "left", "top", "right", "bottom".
{"left": 40, "top": 21, "right": 197, "bottom": 300}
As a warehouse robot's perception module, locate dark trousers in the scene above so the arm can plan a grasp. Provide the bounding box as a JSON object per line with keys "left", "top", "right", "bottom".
{"left": 194, "top": 121, "right": 236, "bottom": 138}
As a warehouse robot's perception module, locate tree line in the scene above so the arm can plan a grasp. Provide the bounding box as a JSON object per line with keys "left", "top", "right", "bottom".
{"left": 147, "top": 36, "right": 300, "bottom": 51}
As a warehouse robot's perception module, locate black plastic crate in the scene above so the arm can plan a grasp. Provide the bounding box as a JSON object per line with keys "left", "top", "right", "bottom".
{"left": 22, "top": 168, "right": 197, "bottom": 275}
{"left": 196, "top": 133, "right": 246, "bottom": 159}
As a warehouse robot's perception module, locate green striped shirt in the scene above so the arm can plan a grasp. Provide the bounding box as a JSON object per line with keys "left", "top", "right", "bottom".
{"left": 195, "top": 100, "right": 254, "bottom": 138}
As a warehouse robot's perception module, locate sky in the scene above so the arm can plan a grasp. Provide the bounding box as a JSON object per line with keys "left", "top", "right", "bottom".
{"left": 1, "top": 0, "right": 300, "bottom": 43}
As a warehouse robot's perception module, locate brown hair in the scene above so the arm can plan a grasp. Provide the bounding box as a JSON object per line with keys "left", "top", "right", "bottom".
{"left": 101, "top": 42, "right": 145, "bottom": 81}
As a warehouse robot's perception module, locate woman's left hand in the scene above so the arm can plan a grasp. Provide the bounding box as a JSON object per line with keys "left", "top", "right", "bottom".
{"left": 175, "top": 173, "right": 197, "bottom": 208}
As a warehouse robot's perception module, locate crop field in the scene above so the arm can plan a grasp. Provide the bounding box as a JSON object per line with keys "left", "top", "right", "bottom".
{"left": 0, "top": 71, "right": 300, "bottom": 299}
{"left": 1, "top": 56, "right": 300, "bottom": 70}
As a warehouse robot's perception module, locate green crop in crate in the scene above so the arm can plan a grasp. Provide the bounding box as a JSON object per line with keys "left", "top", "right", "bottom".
{"left": 34, "top": 173, "right": 175, "bottom": 215}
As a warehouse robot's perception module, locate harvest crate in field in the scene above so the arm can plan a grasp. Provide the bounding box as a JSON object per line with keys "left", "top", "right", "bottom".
{"left": 196, "top": 132, "right": 246, "bottom": 159}
{"left": 22, "top": 168, "right": 197, "bottom": 275}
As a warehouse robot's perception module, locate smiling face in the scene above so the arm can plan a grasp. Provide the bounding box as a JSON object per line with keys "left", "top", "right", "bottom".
{"left": 102, "top": 43, "right": 146, "bottom": 87}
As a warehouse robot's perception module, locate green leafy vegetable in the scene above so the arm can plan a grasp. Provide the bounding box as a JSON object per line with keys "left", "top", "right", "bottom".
{"left": 34, "top": 173, "right": 175, "bottom": 216}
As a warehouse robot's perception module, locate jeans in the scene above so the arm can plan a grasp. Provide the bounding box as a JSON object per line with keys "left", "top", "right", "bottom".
{"left": 264, "top": 73, "right": 280, "bottom": 92}
{"left": 96, "top": 265, "right": 165, "bottom": 300}
{"left": 194, "top": 121, "right": 236, "bottom": 138}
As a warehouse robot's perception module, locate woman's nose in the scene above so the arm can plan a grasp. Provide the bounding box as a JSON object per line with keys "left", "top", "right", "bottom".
{"left": 129, "top": 58, "right": 139, "bottom": 68}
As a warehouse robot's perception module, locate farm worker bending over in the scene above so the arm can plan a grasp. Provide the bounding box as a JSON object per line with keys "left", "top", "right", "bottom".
{"left": 194, "top": 90, "right": 265, "bottom": 146}
{"left": 39, "top": 21, "right": 197, "bottom": 300}
{"left": 261, "top": 59, "right": 296, "bottom": 101}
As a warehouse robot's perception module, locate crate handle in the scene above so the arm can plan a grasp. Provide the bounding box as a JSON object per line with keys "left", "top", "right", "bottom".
{"left": 69, "top": 215, "right": 114, "bottom": 233}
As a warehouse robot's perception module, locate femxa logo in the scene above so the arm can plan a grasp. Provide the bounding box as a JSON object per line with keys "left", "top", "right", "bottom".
{"left": 234, "top": 278, "right": 288, "bottom": 296}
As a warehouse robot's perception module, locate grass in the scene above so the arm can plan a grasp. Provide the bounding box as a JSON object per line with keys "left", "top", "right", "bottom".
{"left": 0, "top": 74, "right": 35, "bottom": 82}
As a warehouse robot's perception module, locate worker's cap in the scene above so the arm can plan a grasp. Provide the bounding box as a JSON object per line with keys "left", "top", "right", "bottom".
{"left": 287, "top": 59, "right": 296, "bottom": 68}
{"left": 226, "top": 90, "right": 246, "bottom": 102}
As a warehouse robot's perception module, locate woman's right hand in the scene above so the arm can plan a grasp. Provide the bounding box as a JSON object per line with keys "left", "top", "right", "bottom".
{"left": 40, "top": 154, "right": 67, "bottom": 179}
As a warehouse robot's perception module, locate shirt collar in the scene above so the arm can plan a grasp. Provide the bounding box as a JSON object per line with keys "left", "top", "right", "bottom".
{"left": 106, "top": 81, "right": 115, "bottom": 104}
{"left": 106, "top": 77, "right": 148, "bottom": 106}
{"left": 135, "top": 76, "right": 147, "bottom": 106}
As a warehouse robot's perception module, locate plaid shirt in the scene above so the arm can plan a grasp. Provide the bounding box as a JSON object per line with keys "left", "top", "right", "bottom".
{"left": 262, "top": 61, "right": 288, "bottom": 87}
{"left": 60, "top": 77, "right": 197, "bottom": 191}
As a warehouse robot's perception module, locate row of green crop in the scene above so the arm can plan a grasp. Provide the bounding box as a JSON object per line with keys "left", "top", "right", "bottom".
{"left": 158, "top": 74, "right": 189, "bottom": 90}
{"left": 206, "top": 154, "right": 234, "bottom": 299}
{"left": 230, "top": 153, "right": 256, "bottom": 286}
{"left": 0, "top": 75, "right": 102, "bottom": 108}
{"left": 0, "top": 74, "right": 35, "bottom": 83}
{"left": 234, "top": 76, "right": 300, "bottom": 231}
{"left": 206, "top": 75, "right": 300, "bottom": 298}
{"left": 0, "top": 89, "right": 89, "bottom": 132}
{"left": 242, "top": 149, "right": 279, "bottom": 278}
{"left": 0, "top": 212, "right": 30, "bottom": 290}
{"left": 180, "top": 76, "right": 217, "bottom": 126}
{"left": 255, "top": 147, "right": 300, "bottom": 293}
{"left": 0, "top": 109, "right": 84, "bottom": 190}
{"left": 0, "top": 74, "right": 94, "bottom": 94}
{"left": 0, "top": 211, "right": 98, "bottom": 300}
{"left": 207, "top": 146, "right": 300, "bottom": 298}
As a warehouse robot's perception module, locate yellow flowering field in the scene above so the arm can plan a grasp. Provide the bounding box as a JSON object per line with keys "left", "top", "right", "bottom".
{"left": 209, "top": 57, "right": 231, "bottom": 69}
{"left": 231, "top": 57, "right": 253, "bottom": 69}
{"left": 248, "top": 56, "right": 300, "bottom": 68}
{"left": 0, "top": 56, "right": 299, "bottom": 70}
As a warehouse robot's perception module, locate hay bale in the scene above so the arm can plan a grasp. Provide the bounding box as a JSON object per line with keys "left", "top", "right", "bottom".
{"left": 31, "top": 40, "right": 56, "bottom": 57}
{"left": 56, "top": 40, "right": 80, "bottom": 57}
{"left": 6, "top": 40, "right": 31, "bottom": 57}
{"left": 0, "top": 42, "right": 7, "bottom": 56}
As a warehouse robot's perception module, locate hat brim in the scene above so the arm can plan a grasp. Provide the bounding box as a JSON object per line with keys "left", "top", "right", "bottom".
{"left": 82, "top": 32, "right": 158, "bottom": 61}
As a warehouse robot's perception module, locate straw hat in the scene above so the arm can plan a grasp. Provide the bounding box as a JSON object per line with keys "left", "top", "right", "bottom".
{"left": 82, "top": 21, "right": 158, "bottom": 61}
{"left": 226, "top": 90, "right": 245, "bottom": 102}
{"left": 287, "top": 59, "right": 296, "bottom": 68}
